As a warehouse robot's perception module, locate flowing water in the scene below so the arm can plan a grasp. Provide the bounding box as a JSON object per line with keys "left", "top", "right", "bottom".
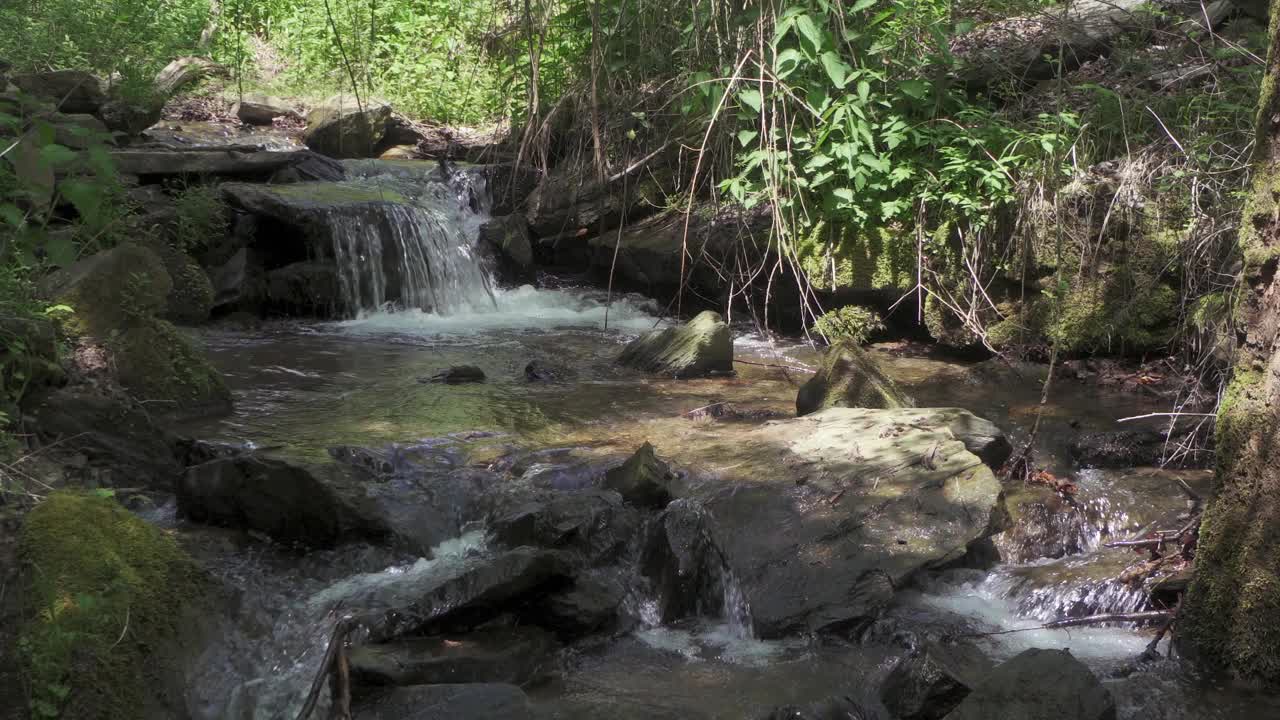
{"left": 167, "top": 159, "right": 1280, "bottom": 719}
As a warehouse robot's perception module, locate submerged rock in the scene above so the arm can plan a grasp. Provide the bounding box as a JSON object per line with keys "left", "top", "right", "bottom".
{"left": 796, "top": 340, "right": 910, "bottom": 416}
{"left": 423, "top": 366, "right": 486, "bottom": 384}
{"left": 603, "top": 442, "right": 676, "bottom": 508}
{"left": 523, "top": 359, "right": 577, "bottom": 383}
{"left": 1069, "top": 428, "right": 1192, "bottom": 468}
{"left": 303, "top": 96, "right": 393, "bottom": 158}
{"left": 354, "top": 684, "right": 532, "bottom": 720}
{"left": 617, "top": 310, "right": 733, "bottom": 378}
{"left": 349, "top": 626, "right": 557, "bottom": 687}
{"left": 880, "top": 642, "right": 990, "bottom": 720}
{"left": 946, "top": 648, "right": 1115, "bottom": 720}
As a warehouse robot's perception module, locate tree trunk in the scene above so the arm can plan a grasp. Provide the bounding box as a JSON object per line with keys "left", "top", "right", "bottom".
{"left": 1181, "top": 0, "right": 1280, "bottom": 685}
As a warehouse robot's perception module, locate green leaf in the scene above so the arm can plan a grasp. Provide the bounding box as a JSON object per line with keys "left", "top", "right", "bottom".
{"left": 851, "top": 0, "right": 877, "bottom": 12}
{"left": 899, "top": 79, "right": 928, "bottom": 100}
{"left": 775, "top": 48, "right": 804, "bottom": 79}
{"left": 38, "top": 143, "right": 77, "bottom": 170}
{"left": 738, "top": 129, "right": 760, "bottom": 147}
{"left": 794, "top": 13, "right": 826, "bottom": 56}
{"left": 856, "top": 80, "right": 871, "bottom": 103}
{"left": 738, "top": 88, "right": 763, "bottom": 114}
{"left": 819, "top": 52, "right": 853, "bottom": 89}
{"left": 0, "top": 203, "right": 25, "bottom": 228}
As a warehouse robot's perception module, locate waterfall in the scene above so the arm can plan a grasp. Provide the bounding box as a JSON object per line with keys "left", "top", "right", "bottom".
{"left": 322, "top": 169, "right": 497, "bottom": 316}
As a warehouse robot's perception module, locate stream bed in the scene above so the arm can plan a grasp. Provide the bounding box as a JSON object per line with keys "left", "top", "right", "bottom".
{"left": 164, "top": 293, "right": 1280, "bottom": 720}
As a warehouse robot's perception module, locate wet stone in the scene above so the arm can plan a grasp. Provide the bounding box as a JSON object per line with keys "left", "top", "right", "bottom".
{"left": 602, "top": 442, "right": 676, "bottom": 508}
{"left": 946, "top": 648, "right": 1116, "bottom": 720}
{"left": 349, "top": 626, "right": 558, "bottom": 687}
{"left": 353, "top": 683, "right": 533, "bottom": 720}
{"left": 879, "top": 642, "right": 991, "bottom": 720}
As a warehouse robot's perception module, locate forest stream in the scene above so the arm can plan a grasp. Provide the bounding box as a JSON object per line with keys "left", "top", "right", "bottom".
{"left": 120, "top": 160, "right": 1276, "bottom": 719}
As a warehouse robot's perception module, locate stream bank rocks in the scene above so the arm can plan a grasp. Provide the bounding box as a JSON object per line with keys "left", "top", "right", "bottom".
{"left": 349, "top": 626, "right": 558, "bottom": 687}
{"left": 945, "top": 648, "right": 1116, "bottom": 720}
{"left": 354, "top": 684, "right": 533, "bottom": 720}
{"left": 880, "top": 641, "right": 991, "bottom": 720}
{"left": 617, "top": 310, "right": 734, "bottom": 377}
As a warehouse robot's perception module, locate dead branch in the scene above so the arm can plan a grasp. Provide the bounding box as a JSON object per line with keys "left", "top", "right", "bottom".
{"left": 294, "top": 618, "right": 354, "bottom": 720}
{"left": 951, "top": 610, "right": 1174, "bottom": 640}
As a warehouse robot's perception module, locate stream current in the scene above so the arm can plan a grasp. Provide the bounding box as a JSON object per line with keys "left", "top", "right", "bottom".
{"left": 156, "top": 155, "right": 1279, "bottom": 719}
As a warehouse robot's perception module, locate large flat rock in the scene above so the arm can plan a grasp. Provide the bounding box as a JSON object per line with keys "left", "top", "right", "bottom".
{"left": 670, "top": 407, "right": 1006, "bottom": 637}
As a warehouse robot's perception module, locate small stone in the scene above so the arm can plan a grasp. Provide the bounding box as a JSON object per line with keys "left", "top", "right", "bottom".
{"left": 602, "top": 442, "right": 674, "bottom": 508}
{"left": 422, "top": 366, "right": 486, "bottom": 384}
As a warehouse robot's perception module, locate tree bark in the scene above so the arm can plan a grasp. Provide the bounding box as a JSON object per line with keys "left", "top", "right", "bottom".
{"left": 1181, "top": 0, "right": 1280, "bottom": 686}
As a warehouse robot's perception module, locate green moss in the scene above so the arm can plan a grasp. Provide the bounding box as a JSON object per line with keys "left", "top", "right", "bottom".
{"left": 111, "top": 317, "right": 230, "bottom": 410}
{"left": 264, "top": 181, "right": 408, "bottom": 206}
{"left": 1183, "top": 368, "right": 1280, "bottom": 685}
{"left": 19, "top": 492, "right": 198, "bottom": 719}
{"left": 142, "top": 241, "right": 214, "bottom": 325}
{"left": 42, "top": 244, "right": 171, "bottom": 338}
{"left": 812, "top": 305, "right": 886, "bottom": 345}
{"left": 795, "top": 223, "right": 913, "bottom": 291}
{"left": 796, "top": 339, "right": 912, "bottom": 416}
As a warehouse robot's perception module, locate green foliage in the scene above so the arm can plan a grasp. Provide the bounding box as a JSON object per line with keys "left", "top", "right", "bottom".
{"left": 0, "top": 0, "right": 210, "bottom": 94}
{"left": 170, "top": 184, "right": 228, "bottom": 253}
{"left": 718, "top": 2, "right": 1073, "bottom": 276}
{"left": 217, "top": 0, "right": 504, "bottom": 123}
{"left": 812, "top": 305, "right": 886, "bottom": 345}
{"left": 19, "top": 492, "right": 198, "bottom": 719}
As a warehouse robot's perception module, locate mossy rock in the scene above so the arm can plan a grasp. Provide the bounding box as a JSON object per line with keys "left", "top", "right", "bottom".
{"left": 617, "top": 311, "right": 734, "bottom": 378}
{"left": 924, "top": 293, "right": 983, "bottom": 349}
{"left": 19, "top": 492, "right": 200, "bottom": 719}
{"left": 39, "top": 244, "right": 171, "bottom": 337}
{"left": 143, "top": 241, "right": 214, "bottom": 325}
{"left": 796, "top": 340, "right": 912, "bottom": 416}
{"left": 302, "top": 96, "right": 393, "bottom": 159}
{"left": 111, "top": 317, "right": 230, "bottom": 411}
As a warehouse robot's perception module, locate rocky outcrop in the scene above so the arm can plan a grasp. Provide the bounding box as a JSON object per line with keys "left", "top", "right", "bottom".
{"left": 524, "top": 160, "right": 667, "bottom": 238}
{"left": 178, "top": 455, "right": 390, "bottom": 547}
{"left": 945, "top": 648, "right": 1116, "bottom": 720}
{"left": 796, "top": 340, "right": 911, "bottom": 416}
{"left": 617, "top": 310, "right": 733, "bottom": 378}
{"left": 312, "top": 547, "right": 570, "bottom": 642}
{"left": 264, "top": 261, "right": 344, "bottom": 316}
{"left": 23, "top": 388, "right": 184, "bottom": 489}
{"left": 111, "top": 147, "right": 330, "bottom": 178}
{"left": 232, "top": 92, "right": 297, "bottom": 125}
{"left": 11, "top": 70, "right": 106, "bottom": 113}
{"left": 758, "top": 695, "right": 873, "bottom": 720}
{"left": 537, "top": 571, "right": 630, "bottom": 637}
{"left": 479, "top": 214, "right": 534, "bottom": 275}
{"left": 663, "top": 407, "right": 1007, "bottom": 637}
{"left": 349, "top": 627, "right": 557, "bottom": 687}
{"left": 302, "top": 96, "right": 393, "bottom": 158}
{"left": 880, "top": 642, "right": 990, "bottom": 720}
{"left": 489, "top": 489, "right": 640, "bottom": 566}
{"left": 602, "top": 442, "right": 676, "bottom": 508}
{"left": 354, "top": 684, "right": 533, "bottom": 720}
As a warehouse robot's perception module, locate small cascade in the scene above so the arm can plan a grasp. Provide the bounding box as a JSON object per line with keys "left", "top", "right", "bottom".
{"left": 325, "top": 201, "right": 495, "bottom": 315}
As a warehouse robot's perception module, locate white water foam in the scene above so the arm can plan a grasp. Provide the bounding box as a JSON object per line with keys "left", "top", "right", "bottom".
{"left": 335, "top": 285, "right": 663, "bottom": 336}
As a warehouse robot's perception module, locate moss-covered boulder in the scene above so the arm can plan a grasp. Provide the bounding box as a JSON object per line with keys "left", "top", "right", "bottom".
{"left": 603, "top": 442, "right": 675, "bottom": 508}
{"left": 111, "top": 317, "right": 230, "bottom": 410}
{"left": 40, "top": 243, "right": 171, "bottom": 337}
{"left": 143, "top": 241, "right": 215, "bottom": 324}
{"left": 617, "top": 311, "right": 733, "bottom": 378}
{"left": 19, "top": 492, "right": 200, "bottom": 719}
{"left": 40, "top": 244, "right": 230, "bottom": 412}
{"left": 796, "top": 340, "right": 911, "bottom": 416}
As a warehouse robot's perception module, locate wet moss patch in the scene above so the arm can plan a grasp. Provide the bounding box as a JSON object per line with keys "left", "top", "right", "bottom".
{"left": 19, "top": 492, "right": 198, "bottom": 719}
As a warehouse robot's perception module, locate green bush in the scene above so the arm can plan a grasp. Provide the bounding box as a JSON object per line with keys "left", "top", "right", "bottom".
{"left": 812, "top": 305, "right": 886, "bottom": 345}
